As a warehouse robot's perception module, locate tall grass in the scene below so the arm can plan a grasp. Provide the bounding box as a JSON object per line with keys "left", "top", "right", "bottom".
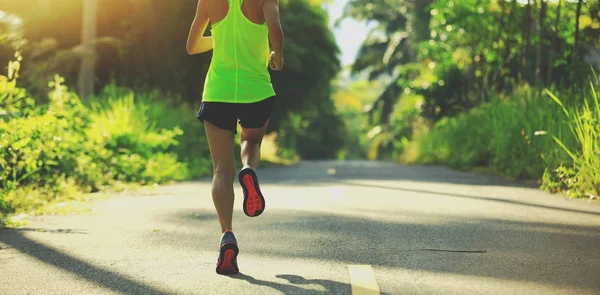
{"left": 545, "top": 72, "right": 600, "bottom": 198}
{"left": 405, "top": 72, "right": 599, "bottom": 199}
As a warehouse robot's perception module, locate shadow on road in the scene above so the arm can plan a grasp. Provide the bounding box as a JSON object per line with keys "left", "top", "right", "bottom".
{"left": 11, "top": 228, "right": 88, "bottom": 234}
{"left": 337, "top": 180, "right": 600, "bottom": 217}
{"left": 160, "top": 208, "right": 600, "bottom": 293}
{"left": 276, "top": 274, "right": 392, "bottom": 295}
{"left": 0, "top": 230, "right": 175, "bottom": 295}
{"left": 228, "top": 273, "right": 391, "bottom": 295}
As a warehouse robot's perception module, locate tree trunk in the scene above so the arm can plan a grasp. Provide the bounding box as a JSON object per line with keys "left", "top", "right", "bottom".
{"left": 521, "top": 0, "right": 533, "bottom": 83}
{"left": 411, "top": 0, "right": 434, "bottom": 43}
{"left": 536, "top": 0, "right": 547, "bottom": 85}
{"left": 379, "top": 81, "right": 401, "bottom": 126}
{"left": 572, "top": 0, "right": 583, "bottom": 65}
{"left": 495, "top": 1, "right": 507, "bottom": 91}
{"left": 512, "top": 0, "right": 520, "bottom": 80}
{"left": 548, "top": 0, "right": 562, "bottom": 86}
{"left": 78, "top": 0, "right": 97, "bottom": 100}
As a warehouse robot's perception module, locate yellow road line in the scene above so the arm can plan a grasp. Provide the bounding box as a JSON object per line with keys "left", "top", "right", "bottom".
{"left": 348, "top": 265, "right": 381, "bottom": 295}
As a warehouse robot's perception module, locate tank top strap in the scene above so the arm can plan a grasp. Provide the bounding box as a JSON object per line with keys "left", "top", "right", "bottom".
{"left": 228, "top": 0, "right": 242, "bottom": 8}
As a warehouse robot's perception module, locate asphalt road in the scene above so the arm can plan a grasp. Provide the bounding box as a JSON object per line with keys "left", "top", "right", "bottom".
{"left": 1, "top": 160, "right": 600, "bottom": 295}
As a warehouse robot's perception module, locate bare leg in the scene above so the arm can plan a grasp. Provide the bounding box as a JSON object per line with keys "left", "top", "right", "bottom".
{"left": 204, "top": 121, "right": 236, "bottom": 233}
{"left": 240, "top": 119, "right": 270, "bottom": 170}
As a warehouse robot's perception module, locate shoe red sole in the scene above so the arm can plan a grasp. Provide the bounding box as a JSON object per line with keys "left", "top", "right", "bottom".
{"left": 239, "top": 169, "right": 265, "bottom": 217}
{"left": 216, "top": 243, "right": 239, "bottom": 275}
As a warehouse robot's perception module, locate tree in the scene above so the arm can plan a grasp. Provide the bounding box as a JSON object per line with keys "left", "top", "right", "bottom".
{"left": 78, "top": 0, "right": 97, "bottom": 99}
{"left": 521, "top": 0, "right": 533, "bottom": 82}
{"left": 342, "top": 0, "right": 432, "bottom": 125}
{"left": 548, "top": 0, "right": 562, "bottom": 86}
{"left": 269, "top": 0, "right": 345, "bottom": 159}
{"left": 536, "top": 0, "right": 547, "bottom": 85}
{"left": 572, "top": 0, "right": 583, "bottom": 63}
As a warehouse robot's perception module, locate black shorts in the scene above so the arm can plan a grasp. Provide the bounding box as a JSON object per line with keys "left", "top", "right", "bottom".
{"left": 197, "top": 96, "right": 275, "bottom": 134}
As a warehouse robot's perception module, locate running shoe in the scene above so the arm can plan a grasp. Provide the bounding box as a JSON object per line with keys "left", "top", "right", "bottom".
{"left": 238, "top": 167, "right": 266, "bottom": 217}
{"left": 216, "top": 230, "right": 239, "bottom": 275}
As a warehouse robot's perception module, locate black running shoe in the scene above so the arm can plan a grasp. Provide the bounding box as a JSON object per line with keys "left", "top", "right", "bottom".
{"left": 216, "top": 231, "right": 239, "bottom": 275}
{"left": 238, "top": 168, "right": 266, "bottom": 217}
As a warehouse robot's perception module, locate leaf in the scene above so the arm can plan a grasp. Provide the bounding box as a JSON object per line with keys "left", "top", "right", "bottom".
{"left": 11, "top": 137, "right": 31, "bottom": 150}
{"left": 545, "top": 89, "right": 570, "bottom": 118}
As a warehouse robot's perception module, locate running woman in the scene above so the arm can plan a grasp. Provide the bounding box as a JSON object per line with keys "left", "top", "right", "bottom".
{"left": 186, "top": 0, "right": 284, "bottom": 275}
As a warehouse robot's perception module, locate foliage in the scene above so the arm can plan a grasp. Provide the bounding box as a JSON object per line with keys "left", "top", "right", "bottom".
{"left": 0, "top": 67, "right": 207, "bottom": 223}
{"left": 406, "top": 73, "right": 599, "bottom": 199}
{"left": 96, "top": 83, "right": 213, "bottom": 178}
{"left": 329, "top": 0, "right": 600, "bottom": 199}
{"left": 331, "top": 75, "right": 382, "bottom": 159}
{"left": 342, "top": 0, "right": 432, "bottom": 126}
{"left": 545, "top": 72, "right": 600, "bottom": 198}
{"left": 268, "top": 0, "right": 346, "bottom": 159}
{"left": 344, "top": 0, "right": 599, "bottom": 124}
{"left": 1, "top": 0, "right": 346, "bottom": 159}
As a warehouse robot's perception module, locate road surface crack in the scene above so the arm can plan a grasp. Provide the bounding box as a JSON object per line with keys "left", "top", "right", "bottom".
{"left": 407, "top": 249, "right": 487, "bottom": 253}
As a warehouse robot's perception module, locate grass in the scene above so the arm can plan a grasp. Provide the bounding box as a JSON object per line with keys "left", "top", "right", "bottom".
{"left": 259, "top": 131, "right": 299, "bottom": 167}
{"left": 544, "top": 72, "right": 600, "bottom": 198}
{"left": 402, "top": 73, "right": 600, "bottom": 199}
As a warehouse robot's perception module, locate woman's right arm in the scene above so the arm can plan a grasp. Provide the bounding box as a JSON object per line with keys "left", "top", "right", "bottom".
{"left": 186, "top": 0, "right": 213, "bottom": 55}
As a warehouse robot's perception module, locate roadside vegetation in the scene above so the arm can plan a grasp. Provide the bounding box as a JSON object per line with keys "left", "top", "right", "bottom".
{"left": 0, "top": 0, "right": 340, "bottom": 226}
{"left": 333, "top": 0, "right": 599, "bottom": 200}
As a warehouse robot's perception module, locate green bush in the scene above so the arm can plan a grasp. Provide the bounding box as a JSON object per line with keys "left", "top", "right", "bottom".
{"left": 0, "top": 73, "right": 209, "bottom": 224}
{"left": 1, "top": 76, "right": 91, "bottom": 219}
{"left": 87, "top": 90, "right": 189, "bottom": 183}
{"left": 96, "top": 83, "right": 212, "bottom": 178}
{"left": 406, "top": 75, "right": 600, "bottom": 198}
{"left": 413, "top": 86, "right": 562, "bottom": 178}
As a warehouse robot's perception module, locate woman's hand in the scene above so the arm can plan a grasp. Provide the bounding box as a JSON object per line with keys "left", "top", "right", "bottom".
{"left": 269, "top": 51, "right": 284, "bottom": 71}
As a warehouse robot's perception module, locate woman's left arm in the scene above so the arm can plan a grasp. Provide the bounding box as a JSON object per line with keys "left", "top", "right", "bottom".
{"left": 186, "top": 0, "right": 213, "bottom": 55}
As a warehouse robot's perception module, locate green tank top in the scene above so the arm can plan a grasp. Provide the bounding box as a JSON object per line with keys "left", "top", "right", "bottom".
{"left": 203, "top": 0, "right": 276, "bottom": 104}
